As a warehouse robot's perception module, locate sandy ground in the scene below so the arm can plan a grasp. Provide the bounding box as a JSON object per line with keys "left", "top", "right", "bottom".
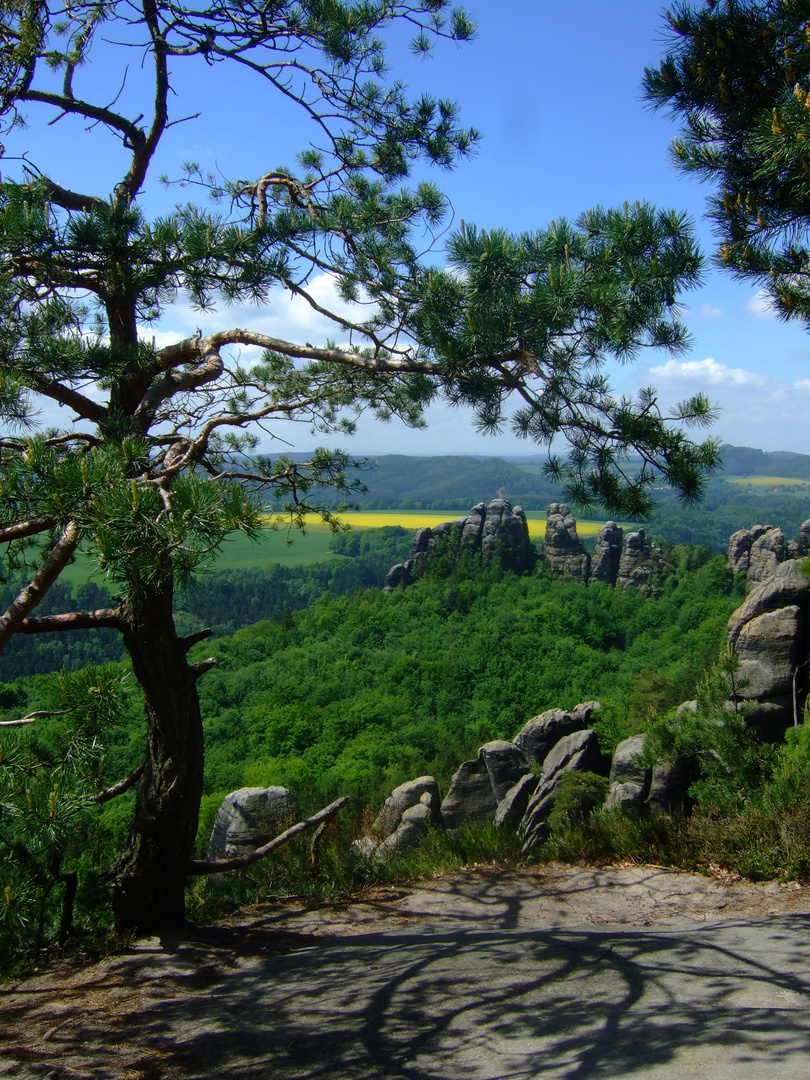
{"left": 2, "top": 863, "right": 810, "bottom": 1080}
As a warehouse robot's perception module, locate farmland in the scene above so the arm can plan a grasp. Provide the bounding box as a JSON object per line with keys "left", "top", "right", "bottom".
{"left": 59, "top": 511, "right": 629, "bottom": 586}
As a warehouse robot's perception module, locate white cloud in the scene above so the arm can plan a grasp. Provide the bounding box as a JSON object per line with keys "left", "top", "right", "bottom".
{"left": 745, "top": 289, "right": 778, "bottom": 320}
{"left": 697, "top": 302, "right": 723, "bottom": 320}
{"left": 649, "top": 357, "right": 766, "bottom": 389}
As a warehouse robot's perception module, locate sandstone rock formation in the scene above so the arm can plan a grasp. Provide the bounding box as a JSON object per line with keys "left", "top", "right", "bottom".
{"left": 520, "top": 729, "right": 603, "bottom": 854}
{"left": 383, "top": 499, "right": 536, "bottom": 590}
{"left": 726, "top": 559, "right": 810, "bottom": 735}
{"left": 543, "top": 503, "right": 590, "bottom": 582}
{"left": 208, "top": 787, "right": 299, "bottom": 861}
{"left": 729, "top": 520, "right": 810, "bottom": 585}
{"left": 615, "top": 530, "right": 675, "bottom": 596}
{"left": 590, "top": 521, "right": 623, "bottom": 586}
{"left": 514, "top": 706, "right": 590, "bottom": 766}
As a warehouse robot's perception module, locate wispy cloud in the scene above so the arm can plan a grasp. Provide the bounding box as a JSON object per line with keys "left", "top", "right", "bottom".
{"left": 745, "top": 289, "right": 778, "bottom": 320}
{"left": 650, "top": 357, "right": 767, "bottom": 388}
{"left": 696, "top": 302, "right": 723, "bottom": 320}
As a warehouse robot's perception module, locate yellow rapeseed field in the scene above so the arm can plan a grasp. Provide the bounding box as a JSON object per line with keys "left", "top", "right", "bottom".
{"left": 264, "top": 510, "right": 619, "bottom": 540}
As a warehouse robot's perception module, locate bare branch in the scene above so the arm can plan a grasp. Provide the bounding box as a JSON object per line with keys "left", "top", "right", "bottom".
{"left": 16, "top": 608, "right": 122, "bottom": 634}
{"left": 187, "top": 796, "right": 349, "bottom": 875}
{"left": 180, "top": 627, "right": 214, "bottom": 653}
{"left": 0, "top": 522, "right": 80, "bottom": 655}
{"left": 156, "top": 329, "right": 439, "bottom": 375}
{"left": 0, "top": 709, "right": 72, "bottom": 728}
{"left": 89, "top": 764, "right": 146, "bottom": 805}
{"left": 189, "top": 657, "right": 217, "bottom": 680}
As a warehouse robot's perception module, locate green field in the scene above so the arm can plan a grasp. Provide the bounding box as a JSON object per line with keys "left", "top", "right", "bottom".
{"left": 60, "top": 510, "right": 636, "bottom": 586}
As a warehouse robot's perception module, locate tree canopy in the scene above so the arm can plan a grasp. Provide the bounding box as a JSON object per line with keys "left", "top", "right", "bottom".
{"left": 644, "top": 0, "right": 810, "bottom": 326}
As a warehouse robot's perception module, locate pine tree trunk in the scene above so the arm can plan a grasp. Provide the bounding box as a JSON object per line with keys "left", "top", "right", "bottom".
{"left": 112, "top": 581, "right": 204, "bottom": 933}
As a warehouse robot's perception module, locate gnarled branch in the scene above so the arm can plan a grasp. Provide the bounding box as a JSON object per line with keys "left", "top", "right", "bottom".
{"left": 187, "top": 795, "right": 349, "bottom": 875}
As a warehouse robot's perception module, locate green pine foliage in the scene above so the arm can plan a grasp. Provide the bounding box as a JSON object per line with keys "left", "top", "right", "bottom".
{"left": 645, "top": 0, "right": 810, "bottom": 324}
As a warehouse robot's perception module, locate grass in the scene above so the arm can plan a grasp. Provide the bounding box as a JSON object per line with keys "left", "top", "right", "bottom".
{"left": 60, "top": 510, "right": 639, "bottom": 586}
{"left": 722, "top": 475, "right": 810, "bottom": 488}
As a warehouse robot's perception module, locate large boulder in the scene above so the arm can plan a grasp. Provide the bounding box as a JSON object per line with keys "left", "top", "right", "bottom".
{"left": 370, "top": 776, "right": 442, "bottom": 838}
{"left": 543, "top": 503, "right": 590, "bottom": 582}
{"left": 728, "top": 524, "right": 786, "bottom": 585}
{"left": 494, "top": 772, "right": 539, "bottom": 830}
{"left": 727, "top": 560, "right": 810, "bottom": 732}
{"left": 208, "top": 787, "right": 299, "bottom": 860}
{"left": 520, "top": 729, "right": 603, "bottom": 854}
{"left": 609, "top": 733, "right": 650, "bottom": 789}
{"left": 591, "top": 522, "right": 623, "bottom": 586}
{"left": 440, "top": 756, "right": 499, "bottom": 830}
{"left": 479, "top": 740, "right": 531, "bottom": 801}
{"left": 514, "top": 706, "right": 589, "bottom": 767}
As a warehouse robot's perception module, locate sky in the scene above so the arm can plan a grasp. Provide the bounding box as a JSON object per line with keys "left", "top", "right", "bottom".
{"left": 8, "top": 0, "right": 810, "bottom": 459}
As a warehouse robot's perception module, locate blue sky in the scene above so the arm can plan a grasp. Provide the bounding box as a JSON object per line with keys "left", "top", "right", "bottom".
{"left": 9, "top": 0, "right": 810, "bottom": 458}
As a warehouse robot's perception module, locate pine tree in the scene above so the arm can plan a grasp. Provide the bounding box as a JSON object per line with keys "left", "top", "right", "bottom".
{"left": 0, "top": 1, "right": 716, "bottom": 932}
{"left": 644, "top": 0, "right": 810, "bottom": 325}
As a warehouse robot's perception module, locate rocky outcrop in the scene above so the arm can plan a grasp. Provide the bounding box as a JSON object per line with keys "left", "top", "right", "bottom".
{"left": 520, "top": 729, "right": 603, "bottom": 854}
{"left": 353, "top": 776, "right": 442, "bottom": 859}
{"left": 543, "top": 503, "right": 590, "bottom": 582}
{"left": 208, "top": 787, "right": 299, "bottom": 861}
{"left": 384, "top": 499, "right": 536, "bottom": 590}
{"left": 615, "top": 530, "right": 675, "bottom": 596}
{"left": 726, "top": 559, "right": 810, "bottom": 734}
{"left": 440, "top": 756, "right": 500, "bottom": 831}
{"left": 591, "top": 522, "right": 623, "bottom": 586}
{"left": 728, "top": 524, "right": 786, "bottom": 585}
{"left": 514, "top": 705, "right": 591, "bottom": 766}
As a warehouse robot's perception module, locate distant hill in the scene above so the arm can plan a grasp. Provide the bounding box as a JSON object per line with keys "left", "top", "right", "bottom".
{"left": 718, "top": 444, "right": 810, "bottom": 479}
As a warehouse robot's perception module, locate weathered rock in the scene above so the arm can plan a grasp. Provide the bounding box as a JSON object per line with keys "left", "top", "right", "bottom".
{"left": 727, "top": 560, "right": 810, "bottom": 730}
{"left": 479, "top": 740, "right": 531, "bottom": 801}
{"left": 748, "top": 526, "right": 785, "bottom": 584}
{"left": 609, "top": 733, "right": 650, "bottom": 790}
{"left": 208, "top": 787, "right": 299, "bottom": 860}
{"left": 648, "top": 759, "right": 691, "bottom": 813}
{"left": 728, "top": 524, "right": 785, "bottom": 584}
{"left": 375, "top": 802, "right": 434, "bottom": 858}
{"left": 616, "top": 530, "right": 675, "bottom": 596}
{"left": 385, "top": 500, "right": 536, "bottom": 587}
{"left": 494, "top": 772, "right": 539, "bottom": 830}
{"left": 514, "top": 707, "right": 588, "bottom": 767}
{"left": 520, "top": 730, "right": 602, "bottom": 854}
{"left": 604, "top": 781, "right": 646, "bottom": 812}
{"left": 543, "top": 503, "right": 590, "bottom": 582}
{"left": 440, "top": 757, "right": 498, "bottom": 830}
{"left": 371, "top": 776, "right": 441, "bottom": 839}
{"left": 591, "top": 522, "right": 623, "bottom": 586}
{"left": 383, "top": 561, "right": 413, "bottom": 592}
{"left": 572, "top": 701, "right": 601, "bottom": 725}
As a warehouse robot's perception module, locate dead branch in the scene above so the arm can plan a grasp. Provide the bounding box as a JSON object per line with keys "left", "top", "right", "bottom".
{"left": 180, "top": 627, "right": 215, "bottom": 653}
{"left": 89, "top": 763, "right": 145, "bottom": 804}
{"left": 187, "top": 795, "right": 350, "bottom": 875}
{"left": 0, "top": 709, "right": 73, "bottom": 728}
{"left": 189, "top": 657, "right": 218, "bottom": 680}
{"left": 16, "top": 608, "right": 122, "bottom": 634}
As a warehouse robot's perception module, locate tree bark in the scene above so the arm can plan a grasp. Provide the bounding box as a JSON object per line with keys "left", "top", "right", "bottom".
{"left": 111, "top": 581, "right": 205, "bottom": 933}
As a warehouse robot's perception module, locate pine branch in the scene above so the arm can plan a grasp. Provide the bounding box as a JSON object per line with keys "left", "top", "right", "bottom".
{"left": 0, "top": 522, "right": 80, "bottom": 655}
{"left": 0, "top": 517, "right": 58, "bottom": 543}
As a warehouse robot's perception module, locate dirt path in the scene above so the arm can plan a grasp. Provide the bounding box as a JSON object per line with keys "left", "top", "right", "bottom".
{"left": 2, "top": 864, "right": 810, "bottom": 1080}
